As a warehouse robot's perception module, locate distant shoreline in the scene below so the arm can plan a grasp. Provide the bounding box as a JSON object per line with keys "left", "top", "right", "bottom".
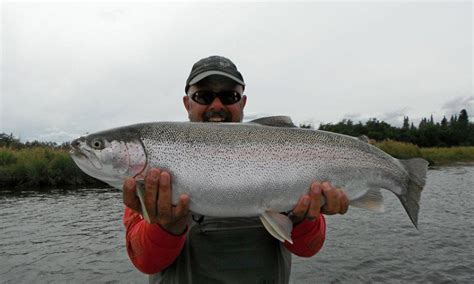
{"left": 0, "top": 147, "right": 106, "bottom": 190}
{"left": 374, "top": 140, "right": 474, "bottom": 166}
{"left": 1, "top": 143, "right": 473, "bottom": 190}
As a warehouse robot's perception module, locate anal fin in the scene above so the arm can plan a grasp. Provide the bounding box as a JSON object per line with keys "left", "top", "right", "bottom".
{"left": 350, "top": 188, "right": 385, "bottom": 213}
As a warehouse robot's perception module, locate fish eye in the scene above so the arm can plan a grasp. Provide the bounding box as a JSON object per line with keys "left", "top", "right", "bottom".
{"left": 91, "top": 139, "right": 104, "bottom": 149}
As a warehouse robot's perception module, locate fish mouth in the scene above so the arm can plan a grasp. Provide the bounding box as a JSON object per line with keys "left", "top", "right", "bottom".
{"left": 70, "top": 137, "right": 83, "bottom": 151}
{"left": 69, "top": 138, "right": 84, "bottom": 158}
{"left": 69, "top": 137, "right": 103, "bottom": 170}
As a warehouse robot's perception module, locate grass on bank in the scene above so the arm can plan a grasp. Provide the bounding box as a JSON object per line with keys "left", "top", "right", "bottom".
{"left": 0, "top": 147, "right": 105, "bottom": 189}
{"left": 374, "top": 140, "right": 474, "bottom": 165}
{"left": 419, "top": 147, "right": 474, "bottom": 165}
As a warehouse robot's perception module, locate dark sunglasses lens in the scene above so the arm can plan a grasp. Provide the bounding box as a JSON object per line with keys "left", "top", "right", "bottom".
{"left": 218, "top": 92, "right": 241, "bottom": 105}
{"left": 191, "top": 91, "right": 241, "bottom": 105}
{"left": 192, "top": 92, "right": 215, "bottom": 105}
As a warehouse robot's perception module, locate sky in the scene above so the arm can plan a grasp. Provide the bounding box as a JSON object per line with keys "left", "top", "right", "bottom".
{"left": 1, "top": 1, "right": 473, "bottom": 143}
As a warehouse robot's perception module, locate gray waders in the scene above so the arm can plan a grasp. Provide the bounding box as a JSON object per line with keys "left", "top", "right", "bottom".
{"left": 149, "top": 216, "right": 292, "bottom": 284}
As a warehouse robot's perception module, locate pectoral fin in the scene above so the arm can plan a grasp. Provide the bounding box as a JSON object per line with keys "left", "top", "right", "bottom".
{"left": 135, "top": 179, "right": 152, "bottom": 223}
{"left": 260, "top": 211, "right": 294, "bottom": 244}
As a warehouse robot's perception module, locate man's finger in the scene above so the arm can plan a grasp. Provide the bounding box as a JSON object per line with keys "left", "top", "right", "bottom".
{"left": 144, "top": 169, "right": 160, "bottom": 220}
{"left": 123, "top": 178, "right": 141, "bottom": 213}
{"left": 173, "top": 194, "right": 190, "bottom": 219}
{"left": 292, "top": 195, "right": 310, "bottom": 218}
{"left": 289, "top": 194, "right": 310, "bottom": 224}
{"left": 321, "top": 182, "right": 340, "bottom": 214}
{"left": 157, "top": 171, "right": 173, "bottom": 222}
{"left": 307, "top": 182, "right": 321, "bottom": 220}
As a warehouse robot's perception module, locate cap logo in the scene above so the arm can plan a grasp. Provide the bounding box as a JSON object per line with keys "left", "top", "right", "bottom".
{"left": 219, "top": 61, "right": 231, "bottom": 68}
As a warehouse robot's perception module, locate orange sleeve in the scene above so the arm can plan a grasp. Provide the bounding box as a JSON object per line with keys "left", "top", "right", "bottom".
{"left": 284, "top": 215, "right": 326, "bottom": 257}
{"left": 123, "top": 207, "right": 187, "bottom": 274}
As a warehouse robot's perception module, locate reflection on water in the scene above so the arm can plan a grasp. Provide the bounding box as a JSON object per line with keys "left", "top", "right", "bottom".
{"left": 0, "top": 188, "right": 144, "bottom": 283}
{"left": 1, "top": 167, "right": 473, "bottom": 283}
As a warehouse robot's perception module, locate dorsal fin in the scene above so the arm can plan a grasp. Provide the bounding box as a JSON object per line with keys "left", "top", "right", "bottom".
{"left": 249, "top": 116, "right": 296, "bottom": 128}
{"left": 358, "top": 135, "right": 370, "bottom": 143}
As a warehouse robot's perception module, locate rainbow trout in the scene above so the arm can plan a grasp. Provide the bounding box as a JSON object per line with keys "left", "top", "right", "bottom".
{"left": 70, "top": 116, "right": 428, "bottom": 243}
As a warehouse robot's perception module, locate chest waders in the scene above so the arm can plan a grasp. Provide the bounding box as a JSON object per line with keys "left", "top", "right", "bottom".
{"left": 149, "top": 216, "right": 292, "bottom": 284}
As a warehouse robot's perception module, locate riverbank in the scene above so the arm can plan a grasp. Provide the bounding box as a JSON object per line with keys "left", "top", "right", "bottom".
{"left": 0, "top": 147, "right": 105, "bottom": 189}
{"left": 374, "top": 140, "right": 474, "bottom": 165}
{"left": 1, "top": 143, "right": 473, "bottom": 189}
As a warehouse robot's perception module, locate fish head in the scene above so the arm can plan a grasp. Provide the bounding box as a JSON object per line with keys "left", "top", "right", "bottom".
{"left": 70, "top": 128, "right": 147, "bottom": 187}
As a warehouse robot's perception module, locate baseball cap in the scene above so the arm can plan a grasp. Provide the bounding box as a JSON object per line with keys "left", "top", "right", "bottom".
{"left": 185, "top": 56, "right": 245, "bottom": 92}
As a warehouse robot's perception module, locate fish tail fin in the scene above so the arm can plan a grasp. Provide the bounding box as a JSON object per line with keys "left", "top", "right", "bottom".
{"left": 398, "top": 158, "right": 429, "bottom": 229}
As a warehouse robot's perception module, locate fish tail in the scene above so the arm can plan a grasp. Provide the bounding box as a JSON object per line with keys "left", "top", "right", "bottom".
{"left": 398, "top": 158, "right": 429, "bottom": 229}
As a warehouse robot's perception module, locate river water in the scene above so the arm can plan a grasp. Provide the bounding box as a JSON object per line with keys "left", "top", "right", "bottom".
{"left": 1, "top": 166, "right": 473, "bottom": 283}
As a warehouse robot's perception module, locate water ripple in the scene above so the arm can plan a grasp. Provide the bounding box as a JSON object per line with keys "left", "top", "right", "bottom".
{"left": 1, "top": 167, "right": 474, "bottom": 283}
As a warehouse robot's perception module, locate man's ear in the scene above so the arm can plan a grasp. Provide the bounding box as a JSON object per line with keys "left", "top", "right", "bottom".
{"left": 183, "top": 96, "right": 190, "bottom": 111}
{"left": 241, "top": 95, "right": 247, "bottom": 109}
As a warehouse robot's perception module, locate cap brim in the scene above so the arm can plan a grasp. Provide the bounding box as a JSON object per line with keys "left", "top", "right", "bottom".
{"left": 188, "top": 70, "right": 245, "bottom": 86}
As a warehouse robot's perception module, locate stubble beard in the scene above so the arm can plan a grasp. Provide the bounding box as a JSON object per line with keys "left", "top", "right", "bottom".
{"left": 188, "top": 109, "right": 244, "bottom": 123}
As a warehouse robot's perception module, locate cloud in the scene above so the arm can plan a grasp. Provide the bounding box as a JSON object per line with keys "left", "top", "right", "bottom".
{"left": 25, "top": 127, "right": 80, "bottom": 144}
{"left": 2, "top": 2, "right": 471, "bottom": 142}
{"left": 380, "top": 107, "right": 411, "bottom": 126}
{"left": 441, "top": 96, "right": 474, "bottom": 118}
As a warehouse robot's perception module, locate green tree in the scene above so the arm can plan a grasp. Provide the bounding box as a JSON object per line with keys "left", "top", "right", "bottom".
{"left": 459, "top": 109, "right": 469, "bottom": 127}
{"left": 441, "top": 116, "right": 448, "bottom": 128}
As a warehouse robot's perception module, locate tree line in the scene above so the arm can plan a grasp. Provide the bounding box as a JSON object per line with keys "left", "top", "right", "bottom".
{"left": 0, "top": 133, "right": 71, "bottom": 150}
{"left": 1, "top": 108, "right": 472, "bottom": 149}
{"left": 0, "top": 110, "right": 473, "bottom": 189}
{"left": 309, "top": 109, "right": 473, "bottom": 147}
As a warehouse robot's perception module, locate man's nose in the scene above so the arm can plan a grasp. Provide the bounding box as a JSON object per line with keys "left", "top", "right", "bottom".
{"left": 208, "top": 96, "right": 225, "bottom": 110}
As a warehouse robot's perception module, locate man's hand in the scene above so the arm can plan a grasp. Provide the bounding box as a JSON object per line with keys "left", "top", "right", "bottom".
{"left": 290, "top": 181, "right": 349, "bottom": 224}
{"left": 123, "top": 168, "right": 190, "bottom": 235}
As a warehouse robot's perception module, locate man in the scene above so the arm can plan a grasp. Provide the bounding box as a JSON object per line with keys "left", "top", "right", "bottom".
{"left": 123, "top": 56, "right": 349, "bottom": 283}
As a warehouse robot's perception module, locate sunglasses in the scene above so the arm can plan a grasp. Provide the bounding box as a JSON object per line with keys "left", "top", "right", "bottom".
{"left": 190, "top": 91, "right": 242, "bottom": 105}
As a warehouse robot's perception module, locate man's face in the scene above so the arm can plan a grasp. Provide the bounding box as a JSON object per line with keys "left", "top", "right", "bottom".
{"left": 183, "top": 77, "right": 247, "bottom": 123}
